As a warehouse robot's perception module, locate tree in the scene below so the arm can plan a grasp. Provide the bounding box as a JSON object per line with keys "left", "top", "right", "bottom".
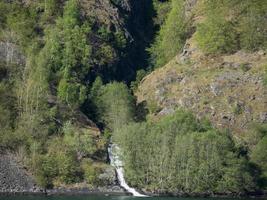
{"left": 195, "top": 0, "right": 267, "bottom": 54}
{"left": 251, "top": 136, "right": 267, "bottom": 189}
{"left": 41, "top": 0, "right": 92, "bottom": 108}
{"left": 98, "top": 82, "right": 135, "bottom": 131}
{"left": 149, "top": 0, "right": 189, "bottom": 67}
{"left": 113, "top": 110, "right": 256, "bottom": 194}
{"left": 63, "top": 121, "right": 97, "bottom": 159}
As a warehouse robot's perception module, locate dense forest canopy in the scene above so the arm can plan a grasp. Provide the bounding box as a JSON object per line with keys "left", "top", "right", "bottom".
{"left": 0, "top": 0, "right": 266, "bottom": 194}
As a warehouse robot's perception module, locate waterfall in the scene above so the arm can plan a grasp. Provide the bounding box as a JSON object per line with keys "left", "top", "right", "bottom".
{"left": 108, "top": 143, "right": 148, "bottom": 197}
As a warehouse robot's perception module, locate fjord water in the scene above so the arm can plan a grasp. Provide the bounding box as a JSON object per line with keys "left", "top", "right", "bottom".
{"left": 1, "top": 196, "right": 267, "bottom": 200}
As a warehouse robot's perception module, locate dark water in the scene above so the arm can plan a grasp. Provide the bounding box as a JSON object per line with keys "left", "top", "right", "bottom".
{"left": 0, "top": 196, "right": 266, "bottom": 200}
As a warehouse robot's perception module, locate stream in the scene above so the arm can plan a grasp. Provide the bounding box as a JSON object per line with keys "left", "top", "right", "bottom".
{"left": 108, "top": 143, "right": 147, "bottom": 197}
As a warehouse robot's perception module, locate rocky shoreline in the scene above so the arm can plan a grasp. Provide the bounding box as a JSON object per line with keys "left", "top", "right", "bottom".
{"left": 0, "top": 153, "right": 43, "bottom": 194}
{"left": 0, "top": 188, "right": 129, "bottom": 197}
{"left": 1, "top": 152, "right": 266, "bottom": 198}
{"left": 0, "top": 186, "right": 129, "bottom": 196}
{"left": 1, "top": 189, "right": 267, "bottom": 198}
{"left": 0, "top": 152, "right": 128, "bottom": 196}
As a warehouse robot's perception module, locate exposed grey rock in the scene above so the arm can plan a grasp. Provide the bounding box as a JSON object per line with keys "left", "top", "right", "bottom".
{"left": 155, "top": 88, "right": 166, "bottom": 98}
{"left": 0, "top": 41, "right": 25, "bottom": 65}
{"left": 210, "top": 82, "right": 222, "bottom": 96}
{"left": 98, "top": 166, "right": 117, "bottom": 185}
{"left": 111, "top": 0, "right": 131, "bottom": 11}
{"left": 80, "top": 0, "right": 132, "bottom": 40}
{"left": 178, "top": 43, "right": 196, "bottom": 64}
{"left": 259, "top": 112, "right": 267, "bottom": 123}
{"left": 47, "top": 185, "right": 126, "bottom": 195}
{"left": 0, "top": 153, "right": 42, "bottom": 193}
{"left": 258, "top": 50, "right": 266, "bottom": 56}
{"left": 158, "top": 107, "right": 175, "bottom": 116}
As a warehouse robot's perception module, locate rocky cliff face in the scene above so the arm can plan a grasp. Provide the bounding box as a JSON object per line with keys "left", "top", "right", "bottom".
{"left": 0, "top": 41, "right": 25, "bottom": 66}
{"left": 137, "top": 38, "right": 267, "bottom": 135}
{"left": 0, "top": 153, "right": 42, "bottom": 193}
{"left": 80, "top": 0, "right": 130, "bottom": 34}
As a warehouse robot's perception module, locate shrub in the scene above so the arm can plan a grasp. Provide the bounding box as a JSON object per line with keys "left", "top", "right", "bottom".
{"left": 196, "top": 0, "right": 267, "bottom": 54}
{"left": 63, "top": 121, "right": 97, "bottom": 158}
{"left": 34, "top": 137, "right": 80, "bottom": 187}
{"left": 130, "top": 69, "right": 147, "bottom": 91}
{"left": 195, "top": 17, "right": 238, "bottom": 54}
{"left": 81, "top": 159, "right": 107, "bottom": 186}
{"left": 238, "top": 1, "right": 267, "bottom": 51}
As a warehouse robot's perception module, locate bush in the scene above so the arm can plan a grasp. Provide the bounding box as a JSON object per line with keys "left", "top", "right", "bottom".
{"left": 81, "top": 159, "right": 108, "bottom": 186}
{"left": 33, "top": 137, "right": 81, "bottom": 187}
{"left": 238, "top": 1, "right": 267, "bottom": 51}
{"left": 63, "top": 121, "right": 97, "bottom": 158}
{"left": 130, "top": 69, "right": 147, "bottom": 91}
{"left": 195, "top": 17, "right": 238, "bottom": 54}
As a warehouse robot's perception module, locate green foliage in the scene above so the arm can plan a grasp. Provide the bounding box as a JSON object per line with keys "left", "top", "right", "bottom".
{"left": 81, "top": 159, "right": 108, "bottom": 186}
{"left": 82, "top": 159, "right": 98, "bottom": 185}
{"left": 114, "top": 110, "right": 255, "bottom": 193}
{"left": 58, "top": 78, "right": 87, "bottom": 108}
{"left": 149, "top": 0, "right": 190, "bottom": 67}
{"left": 152, "top": 0, "right": 171, "bottom": 26}
{"left": 233, "top": 104, "right": 242, "bottom": 115}
{"left": 246, "top": 123, "right": 267, "bottom": 189}
{"left": 245, "top": 123, "right": 267, "bottom": 148}
{"left": 114, "top": 31, "right": 127, "bottom": 49}
{"left": 263, "top": 64, "right": 267, "bottom": 87}
{"left": 146, "top": 99, "right": 160, "bottom": 114}
{"left": 32, "top": 137, "right": 81, "bottom": 187}
{"left": 40, "top": 0, "right": 92, "bottom": 108}
{"left": 97, "top": 82, "right": 135, "bottom": 131}
{"left": 44, "top": 0, "right": 58, "bottom": 16}
{"left": 0, "top": 2, "right": 8, "bottom": 29}
{"left": 130, "top": 69, "right": 147, "bottom": 91}
{"left": 195, "top": 0, "right": 267, "bottom": 54}
{"left": 4, "top": 3, "right": 37, "bottom": 48}
{"left": 63, "top": 121, "right": 97, "bottom": 157}
{"left": 251, "top": 136, "right": 267, "bottom": 189}
{"left": 96, "top": 44, "right": 116, "bottom": 66}
{"left": 1, "top": 0, "right": 267, "bottom": 193}
{"left": 196, "top": 17, "right": 238, "bottom": 54}
{"left": 88, "top": 76, "right": 104, "bottom": 121}
{"left": 238, "top": 1, "right": 267, "bottom": 51}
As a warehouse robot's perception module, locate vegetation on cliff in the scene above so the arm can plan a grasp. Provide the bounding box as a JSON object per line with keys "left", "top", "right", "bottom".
{"left": 0, "top": 0, "right": 266, "bottom": 194}
{"left": 114, "top": 110, "right": 259, "bottom": 194}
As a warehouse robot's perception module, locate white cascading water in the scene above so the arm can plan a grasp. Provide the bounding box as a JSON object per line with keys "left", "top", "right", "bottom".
{"left": 108, "top": 143, "right": 147, "bottom": 197}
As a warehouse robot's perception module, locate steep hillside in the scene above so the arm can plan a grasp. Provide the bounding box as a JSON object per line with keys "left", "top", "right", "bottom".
{"left": 129, "top": 0, "right": 267, "bottom": 195}
{"left": 137, "top": 38, "right": 267, "bottom": 135}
